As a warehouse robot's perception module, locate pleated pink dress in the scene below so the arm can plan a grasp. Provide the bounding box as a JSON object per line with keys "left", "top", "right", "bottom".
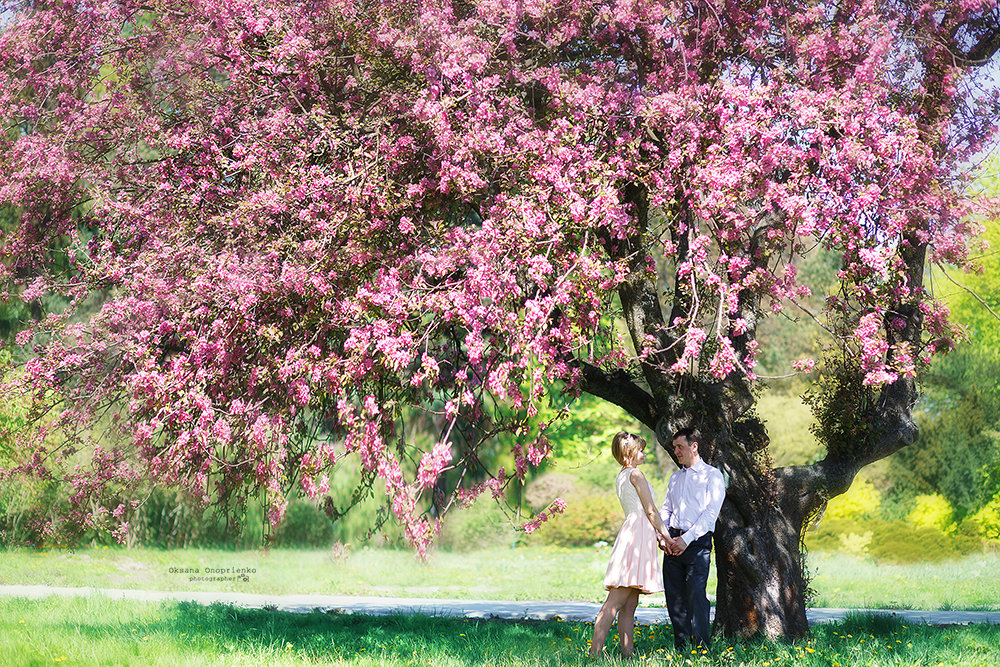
{"left": 603, "top": 467, "right": 664, "bottom": 594}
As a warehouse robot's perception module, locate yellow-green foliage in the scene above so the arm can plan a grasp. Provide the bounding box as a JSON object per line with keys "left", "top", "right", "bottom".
{"left": 836, "top": 529, "right": 873, "bottom": 557}
{"left": 542, "top": 394, "right": 653, "bottom": 466}
{"left": 969, "top": 497, "right": 1000, "bottom": 540}
{"left": 805, "top": 517, "right": 868, "bottom": 553}
{"left": 808, "top": 481, "right": 985, "bottom": 562}
{"left": 867, "top": 521, "right": 981, "bottom": 563}
{"left": 756, "top": 391, "right": 823, "bottom": 466}
{"left": 805, "top": 517, "right": 981, "bottom": 563}
{"left": 824, "top": 477, "right": 880, "bottom": 520}
{"left": 907, "top": 493, "right": 956, "bottom": 534}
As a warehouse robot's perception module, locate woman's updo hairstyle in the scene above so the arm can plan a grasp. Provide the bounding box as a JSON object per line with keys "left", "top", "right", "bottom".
{"left": 611, "top": 431, "right": 647, "bottom": 466}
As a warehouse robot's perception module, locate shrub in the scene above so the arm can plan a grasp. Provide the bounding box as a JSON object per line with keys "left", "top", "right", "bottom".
{"left": 438, "top": 498, "right": 516, "bottom": 551}
{"left": 968, "top": 497, "right": 1000, "bottom": 540}
{"left": 131, "top": 485, "right": 391, "bottom": 549}
{"left": 867, "top": 521, "right": 980, "bottom": 563}
{"left": 0, "top": 477, "right": 62, "bottom": 547}
{"left": 131, "top": 488, "right": 208, "bottom": 549}
{"left": 522, "top": 471, "right": 583, "bottom": 513}
{"left": 907, "top": 493, "right": 956, "bottom": 534}
{"left": 804, "top": 517, "right": 870, "bottom": 553}
{"left": 273, "top": 498, "right": 337, "bottom": 548}
{"left": 805, "top": 516, "right": 982, "bottom": 563}
{"left": 528, "top": 490, "right": 622, "bottom": 547}
{"left": 824, "top": 477, "right": 881, "bottom": 520}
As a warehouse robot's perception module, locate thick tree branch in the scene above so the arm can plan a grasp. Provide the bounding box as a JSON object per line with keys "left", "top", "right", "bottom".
{"left": 957, "top": 27, "right": 1000, "bottom": 66}
{"left": 576, "top": 359, "right": 659, "bottom": 430}
{"left": 796, "top": 240, "right": 927, "bottom": 505}
{"left": 613, "top": 182, "right": 674, "bottom": 404}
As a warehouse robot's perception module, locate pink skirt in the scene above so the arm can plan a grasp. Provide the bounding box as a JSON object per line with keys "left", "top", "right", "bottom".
{"left": 603, "top": 513, "right": 664, "bottom": 594}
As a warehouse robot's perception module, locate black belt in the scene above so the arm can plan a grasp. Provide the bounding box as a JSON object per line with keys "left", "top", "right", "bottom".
{"left": 669, "top": 528, "right": 712, "bottom": 540}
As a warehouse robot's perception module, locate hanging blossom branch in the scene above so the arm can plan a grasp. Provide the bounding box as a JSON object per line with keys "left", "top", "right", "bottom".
{"left": 0, "top": 0, "right": 996, "bottom": 560}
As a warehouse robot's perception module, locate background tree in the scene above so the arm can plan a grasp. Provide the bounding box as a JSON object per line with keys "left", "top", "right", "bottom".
{"left": 2, "top": 0, "right": 999, "bottom": 640}
{"left": 887, "top": 159, "right": 1000, "bottom": 521}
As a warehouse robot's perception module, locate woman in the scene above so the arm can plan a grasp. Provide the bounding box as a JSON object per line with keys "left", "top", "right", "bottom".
{"left": 589, "top": 431, "right": 672, "bottom": 658}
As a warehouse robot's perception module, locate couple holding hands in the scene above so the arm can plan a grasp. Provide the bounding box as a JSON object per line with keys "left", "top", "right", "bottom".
{"left": 588, "top": 428, "right": 726, "bottom": 659}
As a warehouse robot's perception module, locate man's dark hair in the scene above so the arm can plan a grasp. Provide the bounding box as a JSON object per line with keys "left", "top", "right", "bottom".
{"left": 672, "top": 427, "right": 702, "bottom": 445}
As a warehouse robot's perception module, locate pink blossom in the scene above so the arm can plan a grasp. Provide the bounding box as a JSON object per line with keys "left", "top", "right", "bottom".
{"left": 792, "top": 358, "right": 816, "bottom": 372}
{"left": 0, "top": 0, "right": 991, "bottom": 554}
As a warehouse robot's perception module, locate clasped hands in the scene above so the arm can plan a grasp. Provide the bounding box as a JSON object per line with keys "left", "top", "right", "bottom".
{"left": 657, "top": 532, "right": 686, "bottom": 556}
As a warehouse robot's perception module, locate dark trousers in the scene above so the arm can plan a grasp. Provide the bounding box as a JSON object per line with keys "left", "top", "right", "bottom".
{"left": 663, "top": 530, "right": 713, "bottom": 650}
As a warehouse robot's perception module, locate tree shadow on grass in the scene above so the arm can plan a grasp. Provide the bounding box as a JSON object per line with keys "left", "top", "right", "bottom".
{"left": 150, "top": 602, "right": 599, "bottom": 664}
{"left": 56, "top": 600, "right": 1000, "bottom": 666}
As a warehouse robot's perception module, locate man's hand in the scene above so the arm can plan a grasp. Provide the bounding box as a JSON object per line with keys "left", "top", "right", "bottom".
{"left": 666, "top": 536, "right": 688, "bottom": 556}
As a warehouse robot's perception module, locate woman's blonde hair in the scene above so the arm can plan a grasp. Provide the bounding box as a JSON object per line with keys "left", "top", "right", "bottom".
{"left": 611, "top": 431, "right": 647, "bottom": 466}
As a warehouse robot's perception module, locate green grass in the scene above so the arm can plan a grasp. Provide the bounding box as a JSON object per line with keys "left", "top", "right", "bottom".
{"left": 2, "top": 545, "right": 999, "bottom": 611}
{"left": 806, "top": 551, "right": 1000, "bottom": 610}
{"left": 0, "top": 544, "right": 620, "bottom": 603}
{"left": 1, "top": 595, "right": 998, "bottom": 666}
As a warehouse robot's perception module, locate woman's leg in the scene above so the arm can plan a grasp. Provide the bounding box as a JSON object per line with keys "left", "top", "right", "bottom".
{"left": 617, "top": 588, "right": 641, "bottom": 657}
{"left": 589, "top": 587, "right": 634, "bottom": 657}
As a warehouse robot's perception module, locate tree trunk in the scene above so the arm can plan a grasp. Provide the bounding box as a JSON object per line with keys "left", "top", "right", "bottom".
{"left": 713, "top": 504, "right": 810, "bottom": 639}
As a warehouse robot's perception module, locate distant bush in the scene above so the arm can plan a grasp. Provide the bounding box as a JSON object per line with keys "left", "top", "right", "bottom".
{"left": 867, "top": 521, "right": 980, "bottom": 563}
{"left": 907, "top": 493, "right": 956, "bottom": 534}
{"left": 134, "top": 487, "right": 404, "bottom": 550}
{"left": 527, "top": 490, "right": 622, "bottom": 547}
{"left": 131, "top": 488, "right": 210, "bottom": 549}
{"left": 805, "top": 517, "right": 982, "bottom": 563}
{"left": 967, "top": 497, "right": 1000, "bottom": 540}
{"left": 805, "top": 517, "right": 870, "bottom": 553}
{"left": 0, "top": 476, "right": 63, "bottom": 547}
{"left": 438, "top": 499, "right": 516, "bottom": 551}
{"left": 522, "top": 472, "right": 580, "bottom": 513}
{"left": 824, "top": 477, "right": 881, "bottom": 520}
{"left": 273, "top": 499, "right": 337, "bottom": 548}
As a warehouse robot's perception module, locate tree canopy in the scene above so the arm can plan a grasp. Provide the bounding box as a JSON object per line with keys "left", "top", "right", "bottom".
{"left": 2, "top": 0, "right": 999, "bottom": 638}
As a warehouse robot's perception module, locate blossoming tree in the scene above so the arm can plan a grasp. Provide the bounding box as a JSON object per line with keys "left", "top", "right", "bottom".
{"left": 2, "top": 0, "right": 999, "bottom": 638}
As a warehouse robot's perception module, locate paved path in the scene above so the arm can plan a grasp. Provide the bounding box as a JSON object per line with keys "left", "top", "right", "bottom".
{"left": 2, "top": 585, "right": 999, "bottom": 626}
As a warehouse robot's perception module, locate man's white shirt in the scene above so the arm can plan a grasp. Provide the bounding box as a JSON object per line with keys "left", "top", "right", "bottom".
{"left": 660, "top": 459, "right": 726, "bottom": 546}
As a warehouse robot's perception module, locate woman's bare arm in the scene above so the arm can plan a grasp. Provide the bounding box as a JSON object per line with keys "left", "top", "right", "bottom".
{"left": 629, "top": 468, "right": 670, "bottom": 540}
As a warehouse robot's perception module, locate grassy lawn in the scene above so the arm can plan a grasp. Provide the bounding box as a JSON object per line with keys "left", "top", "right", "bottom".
{"left": 1, "top": 545, "right": 998, "bottom": 611}
{"left": 1, "top": 595, "right": 998, "bottom": 666}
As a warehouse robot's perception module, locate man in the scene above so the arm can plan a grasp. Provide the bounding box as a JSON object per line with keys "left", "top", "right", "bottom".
{"left": 659, "top": 427, "right": 726, "bottom": 650}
